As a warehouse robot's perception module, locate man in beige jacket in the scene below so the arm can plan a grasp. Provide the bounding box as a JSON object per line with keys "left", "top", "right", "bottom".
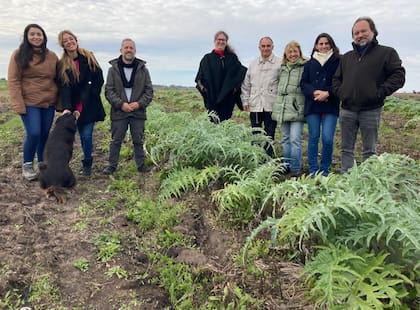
{"left": 241, "top": 37, "right": 281, "bottom": 157}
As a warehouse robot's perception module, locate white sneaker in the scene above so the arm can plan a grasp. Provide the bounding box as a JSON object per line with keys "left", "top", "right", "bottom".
{"left": 22, "top": 162, "right": 37, "bottom": 181}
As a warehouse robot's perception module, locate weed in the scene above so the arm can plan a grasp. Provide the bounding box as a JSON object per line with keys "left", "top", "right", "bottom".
{"left": 94, "top": 231, "right": 122, "bottom": 262}
{"left": 127, "top": 198, "right": 186, "bottom": 233}
{"left": 28, "top": 273, "right": 60, "bottom": 305}
{"left": 106, "top": 265, "right": 128, "bottom": 279}
{"left": 73, "top": 258, "right": 89, "bottom": 272}
{"left": 72, "top": 219, "right": 89, "bottom": 231}
{"left": 0, "top": 289, "right": 23, "bottom": 309}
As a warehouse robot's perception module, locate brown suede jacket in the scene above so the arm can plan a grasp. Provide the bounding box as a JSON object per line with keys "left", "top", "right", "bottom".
{"left": 8, "top": 48, "right": 59, "bottom": 114}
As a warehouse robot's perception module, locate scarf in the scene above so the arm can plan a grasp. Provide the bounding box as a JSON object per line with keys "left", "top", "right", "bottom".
{"left": 313, "top": 49, "right": 333, "bottom": 66}
{"left": 214, "top": 49, "right": 225, "bottom": 57}
{"left": 117, "top": 55, "right": 139, "bottom": 88}
{"left": 355, "top": 43, "right": 369, "bottom": 57}
{"left": 286, "top": 58, "right": 305, "bottom": 69}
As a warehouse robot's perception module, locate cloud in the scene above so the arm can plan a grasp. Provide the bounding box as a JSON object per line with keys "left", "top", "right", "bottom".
{"left": 0, "top": 0, "right": 418, "bottom": 90}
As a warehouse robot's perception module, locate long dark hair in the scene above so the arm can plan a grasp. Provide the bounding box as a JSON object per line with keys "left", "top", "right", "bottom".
{"left": 311, "top": 33, "right": 340, "bottom": 57}
{"left": 15, "top": 24, "right": 48, "bottom": 70}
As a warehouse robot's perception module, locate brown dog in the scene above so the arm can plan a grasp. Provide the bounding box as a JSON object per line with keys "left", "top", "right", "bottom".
{"left": 39, "top": 112, "right": 78, "bottom": 203}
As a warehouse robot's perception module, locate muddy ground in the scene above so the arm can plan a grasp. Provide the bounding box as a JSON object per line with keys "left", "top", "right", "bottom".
{"left": 0, "top": 91, "right": 419, "bottom": 309}
{"left": 0, "top": 105, "right": 310, "bottom": 309}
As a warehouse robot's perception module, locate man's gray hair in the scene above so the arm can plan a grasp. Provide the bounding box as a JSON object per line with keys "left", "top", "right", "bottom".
{"left": 121, "top": 38, "right": 136, "bottom": 49}
{"left": 259, "top": 36, "right": 273, "bottom": 45}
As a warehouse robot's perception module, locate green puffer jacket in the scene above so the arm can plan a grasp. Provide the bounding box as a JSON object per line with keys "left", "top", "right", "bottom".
{"left": 272, "top": 60, "right": 306, "bottom": 123}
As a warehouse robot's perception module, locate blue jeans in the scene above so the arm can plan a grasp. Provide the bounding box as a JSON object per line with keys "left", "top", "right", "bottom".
{"left": 339, "top": 107, "right": 382, "bottom": 173}
{"left": 306, "top": 113, "right": 338, "bottom": 176}
{"left": 20, "top": 106, "right": 55, "bottom": 163}
{"left": 77, "top": 122, "right": 94, "bottom": 161}
{"left": 281, "top": 121, "right": 304, "bottom": 172}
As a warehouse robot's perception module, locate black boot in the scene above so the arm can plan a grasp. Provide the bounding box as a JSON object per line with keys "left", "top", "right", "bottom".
{"left": 81, "top": 158, "right": 92, "bottom": 176}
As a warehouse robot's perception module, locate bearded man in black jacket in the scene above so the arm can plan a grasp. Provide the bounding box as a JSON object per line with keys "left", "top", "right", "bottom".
{"left": 333, "top": 16, "right": 405, "bottom": 173}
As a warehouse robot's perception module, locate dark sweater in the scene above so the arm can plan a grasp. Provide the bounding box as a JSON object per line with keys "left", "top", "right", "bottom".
{"left": 300, "top": 54, "right": 340, "bottom": 116}
{"left": 59, "top": 53, "right": 105, "bottom": 125}
{"left": 332, "top": 40, "right": 405, "bottom": 112}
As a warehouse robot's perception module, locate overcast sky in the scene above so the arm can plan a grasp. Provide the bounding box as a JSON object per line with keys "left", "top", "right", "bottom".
{"left": 1, "top": 0, "right": 418, "bottom": 92}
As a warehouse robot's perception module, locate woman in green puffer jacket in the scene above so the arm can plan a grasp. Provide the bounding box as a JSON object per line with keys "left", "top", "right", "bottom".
{"left": 272, "top": 40, "right": 307, "bottom": 176}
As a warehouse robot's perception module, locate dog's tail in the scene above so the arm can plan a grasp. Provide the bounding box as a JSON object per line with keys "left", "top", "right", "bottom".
{"left": 44, "top": 185, "right": 67, "bottom": 203}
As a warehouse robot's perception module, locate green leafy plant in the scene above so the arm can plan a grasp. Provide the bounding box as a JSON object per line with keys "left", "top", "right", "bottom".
{"left": 146, "top": 105, "right": 271, "bottom": 171}
{"left": 0, "top": 290, "right": 23, "bottom": 310}
{"left": 73, "top": 258, "right": 89, "bottom": 272}
{"left": 106, "top": 265, "right": 128, "bottom": 279}
{"left": 304, "top": 245, "right": 412, "bottom": 309}
{"left": 94, "top": 231, "right": 122, "bottom": 262}
{"left": 244, "top": 154, "right": 419, "bottom": 308}
{"left": 150, "top": 253, "right": 198, "bottom": 309}
{"left": 28, "top": 273, "right": 60, "bottom": 305}
{"left": 212, "top": 159, "right": 286, "bottom": 225}
{"left": 206, "top": 283, "right": 262, "bottom": 309}
{"left": 159, "top": 165, "right": 221, "bottom": 200}
{"left": 126, "top": 198, "right": 186, "bottom": 233}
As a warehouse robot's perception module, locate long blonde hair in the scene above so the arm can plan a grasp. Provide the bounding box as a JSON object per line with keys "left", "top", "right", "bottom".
{"left": 57, "top": 30, "right": 100, "bottom": 85}
{"left": 281, "top": 40, "right": 306, "bottom": 64}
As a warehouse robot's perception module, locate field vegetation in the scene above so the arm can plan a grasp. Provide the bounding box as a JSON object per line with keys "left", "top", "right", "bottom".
{"left": 0, "top": 80, "right": 419, "bottom": 309}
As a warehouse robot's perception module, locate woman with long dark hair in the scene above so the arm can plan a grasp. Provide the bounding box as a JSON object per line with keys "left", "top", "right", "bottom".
{"left": 195, "top": 30, "right": 246, "bottom": 122}
{"left": 57, "top": 30, "right": 105, "bottom": 176}
{"left": 300, "top": 33, "right": 340, "bottom": 176}
{"left": 8, "top": 24, "right": 58, "bottom": 181}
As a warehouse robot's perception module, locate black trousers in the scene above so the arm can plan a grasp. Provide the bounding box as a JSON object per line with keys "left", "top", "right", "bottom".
{"left": 250, "top": 111, "right": 277, "bottom": 157}
{"left": 108, "top": 117, "right": 145, "bottom": 169}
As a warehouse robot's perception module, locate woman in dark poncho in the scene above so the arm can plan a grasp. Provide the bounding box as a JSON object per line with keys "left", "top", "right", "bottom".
{"left": 195, "top": 30, "right": 246, "bottom": 122}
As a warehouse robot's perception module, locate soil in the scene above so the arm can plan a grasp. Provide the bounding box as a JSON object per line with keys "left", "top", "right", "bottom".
{"left": 0, "top": 91, "right": 418, "bottom": 309}
{"left": 0, "top": 110, "right": 310, "bottom": 308}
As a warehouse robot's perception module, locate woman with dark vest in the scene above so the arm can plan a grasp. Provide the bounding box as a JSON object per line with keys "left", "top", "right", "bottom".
{"left": 57, "top": 30, "right": 105, "bottom": 176}
{"left": 300, "top": 33, "right": 340, "bottom": 176}
{"left": 195, "top": 30, "right": 246, "bottom": 122}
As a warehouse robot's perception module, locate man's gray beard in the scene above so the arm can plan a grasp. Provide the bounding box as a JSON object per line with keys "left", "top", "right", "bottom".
{"left": 124, "top": 54, "right": 134, "bottom": 62}
{"left": 355, "top": 38, "right": 372, "bottom": 46}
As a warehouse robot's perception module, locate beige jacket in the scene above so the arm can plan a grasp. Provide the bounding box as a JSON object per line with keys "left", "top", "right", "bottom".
{"left": 240, "top": 54, "right": 281, "bottom": 112}
{"left": 8, "top": 49, "right": 58, "bottom": 114}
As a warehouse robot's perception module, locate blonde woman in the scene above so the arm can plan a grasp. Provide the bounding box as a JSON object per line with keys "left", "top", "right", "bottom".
{"left": 57, "top": 30, "right": 105, "bottom": 176}
{"left": 272, "top": 41, "right": 307, "bottom": 176}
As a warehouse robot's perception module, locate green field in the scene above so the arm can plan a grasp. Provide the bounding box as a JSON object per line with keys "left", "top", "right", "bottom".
{"left": 0, "top": 80, "right": 419, "bottom": 309}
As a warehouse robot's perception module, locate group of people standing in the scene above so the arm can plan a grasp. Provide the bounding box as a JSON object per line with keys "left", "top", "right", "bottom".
{"left": 196, "top": 16, "right": 405, "bottom": 176}
{"left": 8, "top": 16, "right": 406, "bottom": 182}
{"left": 8, "top": 24, "right": 152, "bottom": 181}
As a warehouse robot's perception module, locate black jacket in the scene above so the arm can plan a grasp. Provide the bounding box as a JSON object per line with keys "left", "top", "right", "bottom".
{"left": 301, "top": 54, "right": 340, "bottom": 116}
{"left": 332, "top": 40, "right": 405, "bottom": 112}
{"left": 59, "top": 53, "right": 105, "bottom": 125}
{"left": 195, "top": 50, "right": 246, "bottom": 111}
